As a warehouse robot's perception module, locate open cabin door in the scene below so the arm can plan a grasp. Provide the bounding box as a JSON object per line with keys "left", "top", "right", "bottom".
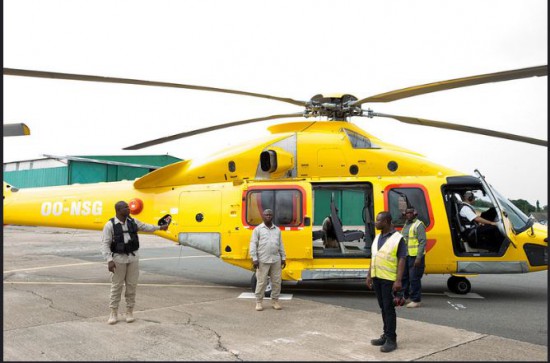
{"left": 443, "top": 174, "right": 510, "bottom": 256}
{"left": 475, "top": 169, "right": 515, "bottom": 246}
{"left": 311, "top": 183, "right": 374, "bottom": 259}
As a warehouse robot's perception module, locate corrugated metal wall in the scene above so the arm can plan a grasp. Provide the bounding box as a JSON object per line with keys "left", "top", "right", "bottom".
{"left": 3, "top": 155, "right": 181, "bottom": 188}
{"left": 69, "top": 162, "right": 151, "bottom": 183}
{"left": 4, "top": 167, "right": 69, "bottom": 188}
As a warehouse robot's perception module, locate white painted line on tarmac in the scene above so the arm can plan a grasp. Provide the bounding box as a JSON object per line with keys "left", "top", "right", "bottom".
{"left": 3, "top": 261, "right": 100, "bottom": 273}
{"left": 447, "top": 301, "right": 467, "bottom": 310}
{"left": 423, "top": 292, "right": 448, "bottom": 296}
{"left": 141, "top": 256, "right": 215, "bottom": 261}
{"left": 3, "top": 255, "right": 215, "bottom": 274}
{"left": 444, "top": 292, "right": 484, "bottom": 299}
{"left": 282, "top": 288, "right": 448, "bottom": 296}
{"left": 238, "top": 292, "right": 293, "bottom": 300}
{"left": 4, "top": 281, "right": 239, "bottom": 289}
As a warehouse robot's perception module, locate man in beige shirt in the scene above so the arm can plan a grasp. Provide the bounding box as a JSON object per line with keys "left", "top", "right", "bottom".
{"left": 101, "top": 201, "right": 168, "bottom": 325}
{"left": 249, "top": 209, "right": 286, "bottom": 311}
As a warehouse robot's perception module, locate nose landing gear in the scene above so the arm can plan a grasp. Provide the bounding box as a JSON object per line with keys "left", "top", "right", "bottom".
{"left": 447, "top": 275, "right": 472, "bottom": 294}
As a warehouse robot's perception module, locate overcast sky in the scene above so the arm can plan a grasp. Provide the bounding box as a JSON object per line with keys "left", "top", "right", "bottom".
{"left": 3, "top": 0, "right": 548, "bottom": 206}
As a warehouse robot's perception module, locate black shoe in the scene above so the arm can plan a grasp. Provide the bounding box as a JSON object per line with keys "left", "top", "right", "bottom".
{"left": 380, "top": 338, "right": 397, "bottom": 353}
{"left": 370, "top": 334, "right": 386, "bottom": 346}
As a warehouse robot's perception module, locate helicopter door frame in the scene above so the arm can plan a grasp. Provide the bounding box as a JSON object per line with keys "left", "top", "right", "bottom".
{"left": 474, "top": 169, "right": 516, "bottom": 246}
{"left": 310, "top": 182, "right": 373, "bottom": 259}
{"left": 242, "top": 183, "right": 312, "bottom": 259}
{"left": 441, "top": 177, "right": 509, "bottom": 257}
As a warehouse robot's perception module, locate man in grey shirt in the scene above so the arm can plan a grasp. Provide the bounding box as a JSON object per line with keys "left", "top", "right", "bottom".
{"left": 249, "top": 209, "right": 286, "bottom": 311}
{"left": 101, "top": 201, "right": 168, "bottom": 324}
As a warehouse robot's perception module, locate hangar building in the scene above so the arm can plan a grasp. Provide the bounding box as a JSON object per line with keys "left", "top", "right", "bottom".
{"left": 3, "top": 154, "right": 181, "bottom": 188}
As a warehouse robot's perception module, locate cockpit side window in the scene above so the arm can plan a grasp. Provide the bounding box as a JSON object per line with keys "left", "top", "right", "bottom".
{"left": 387, "top": 187, "right": 431, "bottom": 228}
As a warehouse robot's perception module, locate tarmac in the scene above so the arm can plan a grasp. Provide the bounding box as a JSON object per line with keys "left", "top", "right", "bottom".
{"left": 3, "top": 226, "right": 548, "bottom": 361}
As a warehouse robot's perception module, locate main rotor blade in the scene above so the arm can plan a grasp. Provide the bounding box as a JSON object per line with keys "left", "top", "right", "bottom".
{"left": 372, "top": 112, "right": 548, "bottom": 147}
{"left": 123, "top": 112, "right": 304, "bottom": 150}
{"left": 3, "top": 123, "right": 30, "bottom": 136}
{"left": 354, "top": 65, "right": 548, "bottom": 105}
{"left": 3, "top": 68, "right": 306, "bottom": 107}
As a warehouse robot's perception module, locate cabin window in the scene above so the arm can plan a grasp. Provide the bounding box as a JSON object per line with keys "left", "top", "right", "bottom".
{"left": 246, "top": 189, "right": 303, "bottom": 227}
{"left": 343, "top": 129, "right": 379, "bottom": 149}
{"left": 387, "top": 187, "right": 430, "bottom": 227}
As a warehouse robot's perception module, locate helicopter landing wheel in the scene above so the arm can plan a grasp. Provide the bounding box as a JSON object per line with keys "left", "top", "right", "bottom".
{"left": 250, "top": 273, "right": 272, "bottom": 297}
{"left": 447, "top": 276, "right": 471, "bottom": 295}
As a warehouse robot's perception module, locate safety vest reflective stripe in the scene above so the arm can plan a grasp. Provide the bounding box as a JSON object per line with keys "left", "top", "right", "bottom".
{"left": 375, "top": 264, "right": 398, "bottom": 274}
{"left": 371, "top": 232, "right": 402, "bottom": 281}
{"left": 374, "top": 250, "right": 397, "bottom": 263}
{"left": 407, "top": 219, "right": 425, "bottom": 257}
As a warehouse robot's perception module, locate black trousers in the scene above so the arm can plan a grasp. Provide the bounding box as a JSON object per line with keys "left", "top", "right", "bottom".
{"left": 372, "top": 277, "right": 397, "bottom": 340}
{"left": 402, "top": 255, "right": 425, "bottom": 302}
{"left": 467, "top": 225, "right": 501, "bottom": 250}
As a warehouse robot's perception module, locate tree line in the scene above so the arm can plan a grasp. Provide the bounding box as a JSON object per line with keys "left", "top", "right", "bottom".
{"left": 510, "top": 199, "right": 548, "bottom": 214}
{"left": 474, "top": 199, "right": 547, "bottom": 214}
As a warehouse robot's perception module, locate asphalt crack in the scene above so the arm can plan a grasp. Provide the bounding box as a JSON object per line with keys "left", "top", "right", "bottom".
{"left": 139, "top": 318, "right": 162, "bottom": 324}
{"left": 412, "top": 334, "right": 490, "bottom": 361}
{"left": 9, "top": 285, "right": 87, "bottom": 319}
{"left": 166, "top": 307, "right": 243, "bottom": 361}
{"left": 191, "top": 321, "right": 243, "bottom": 361}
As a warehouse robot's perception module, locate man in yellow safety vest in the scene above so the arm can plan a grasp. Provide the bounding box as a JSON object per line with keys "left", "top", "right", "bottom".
{"left": 401, "top": 207, "right": 427, "bottom": 308}
{"left": 366, "top": 211, "right": 407, "bottom": 353}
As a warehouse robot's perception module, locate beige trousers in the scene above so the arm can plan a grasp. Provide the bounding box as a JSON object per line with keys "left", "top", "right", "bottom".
{"left": 109, "top": 259, "right": 139, "bottom": 309}
{"left": 255, "top": 260, "right": 282, "bottom": 302}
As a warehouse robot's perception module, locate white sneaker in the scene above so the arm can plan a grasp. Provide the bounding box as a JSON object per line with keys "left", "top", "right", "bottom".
{"left": 272, "top": 300, "right": 282, "bottom": 310}
{"left": 107, "top": 308, "right": 118, "bottom": 325}
{"left": 126, "top": 307, "right": 135, "bottom": 323}
{"left": 406, "top": 301, "right": 421, "bottom": 308}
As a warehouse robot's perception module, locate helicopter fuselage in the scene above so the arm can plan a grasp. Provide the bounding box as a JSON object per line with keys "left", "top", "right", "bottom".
{"left": 4, "top": 121, "right": 547, "bottom": 292}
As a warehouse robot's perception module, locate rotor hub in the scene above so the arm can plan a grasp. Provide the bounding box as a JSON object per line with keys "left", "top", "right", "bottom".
{"left": 304, "top": 94, "right": 363, "bottom": 121}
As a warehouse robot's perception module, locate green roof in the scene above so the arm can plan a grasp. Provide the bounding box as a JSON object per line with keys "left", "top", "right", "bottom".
{"left": 75, "top": 155, "right": 181, "bottom": 167}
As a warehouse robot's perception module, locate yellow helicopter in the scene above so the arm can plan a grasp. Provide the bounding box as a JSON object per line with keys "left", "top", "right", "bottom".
{"left": 3, "top": 65, "right": 548, "bottom": 295}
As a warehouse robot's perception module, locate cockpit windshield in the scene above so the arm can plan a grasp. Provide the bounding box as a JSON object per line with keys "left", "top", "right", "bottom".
{"left": 489, "top": 186, "right": 532, "bottom": 233}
